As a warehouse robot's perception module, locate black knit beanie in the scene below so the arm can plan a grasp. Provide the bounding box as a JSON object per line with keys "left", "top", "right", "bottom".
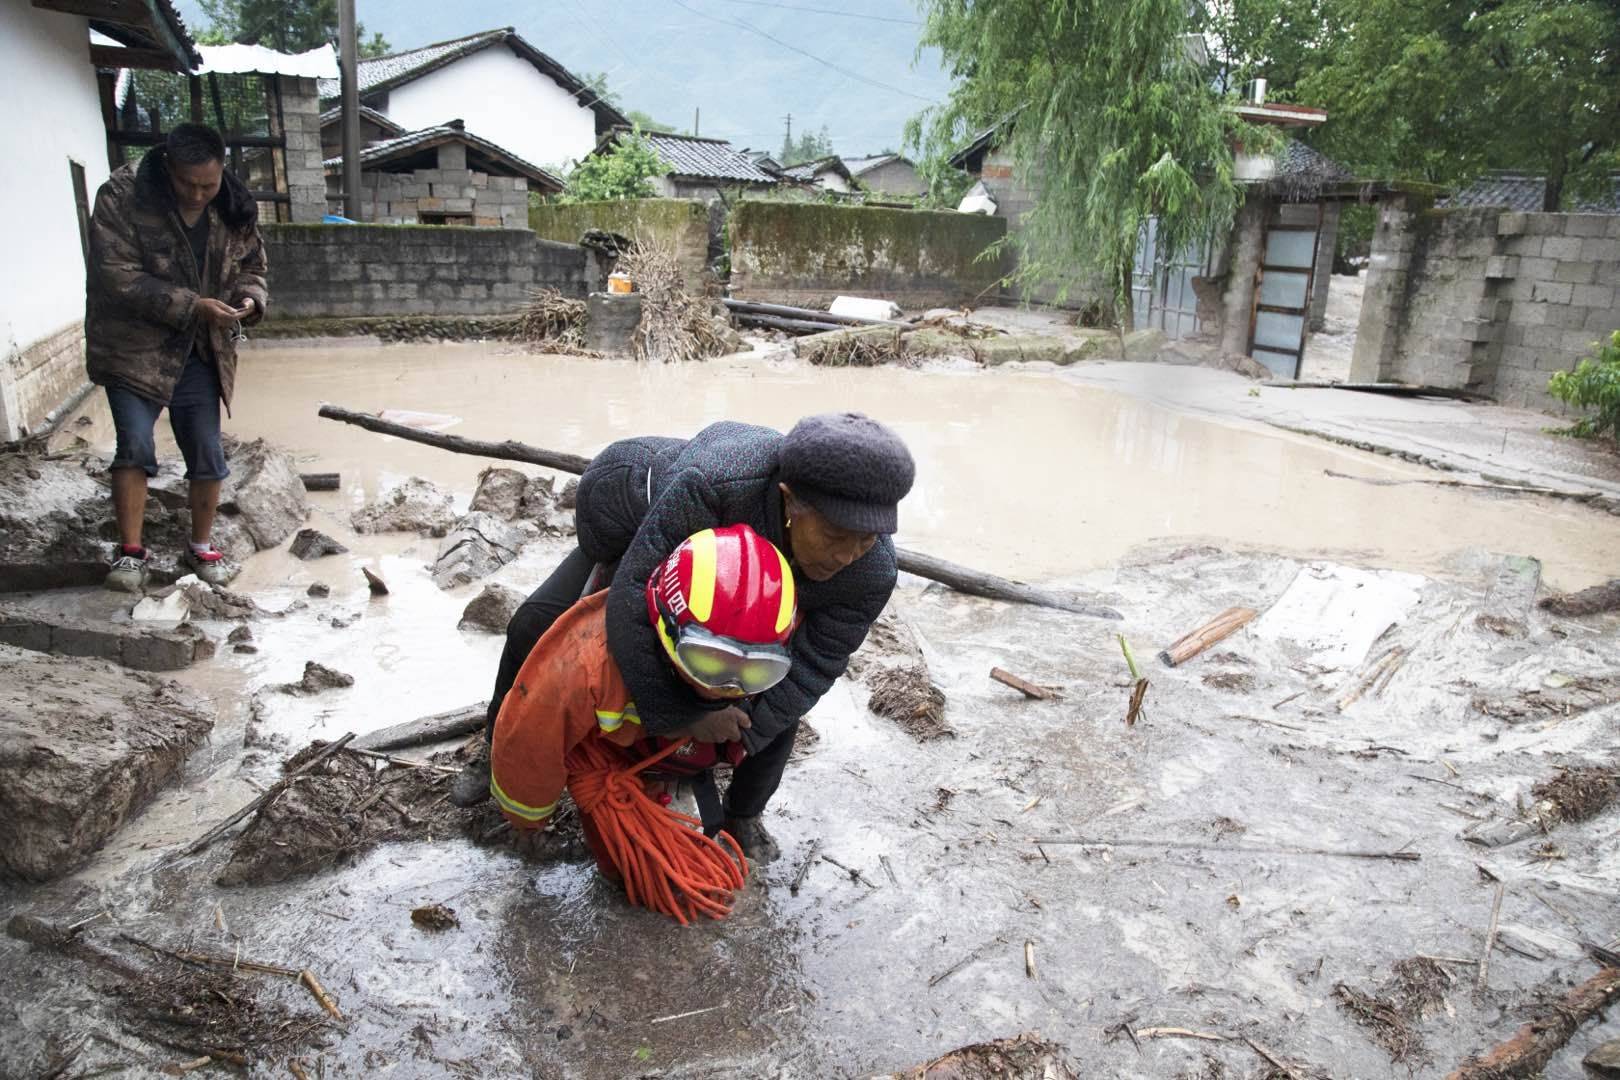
{"left": 778, "top": 412, "right": 915, "bottom": 534}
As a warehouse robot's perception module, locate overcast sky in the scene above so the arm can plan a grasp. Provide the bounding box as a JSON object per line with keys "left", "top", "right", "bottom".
{"left": 174, "top": 0, "right": 955, "bottom": 158}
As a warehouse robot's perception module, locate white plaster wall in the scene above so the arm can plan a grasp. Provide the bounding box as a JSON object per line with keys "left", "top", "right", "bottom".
{"left": 815, "top": 171, "right": 851, "bottom": 193}
{"left": 0, "top": 6, "right": 109, "bottom": 356}
{"left": 383, "top": 47, "right": 597, "bottom": 170}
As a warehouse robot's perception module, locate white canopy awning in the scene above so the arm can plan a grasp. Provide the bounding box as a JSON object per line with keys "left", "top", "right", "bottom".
{"left": 195, "top": 43, "right": 338, "bottom": 79}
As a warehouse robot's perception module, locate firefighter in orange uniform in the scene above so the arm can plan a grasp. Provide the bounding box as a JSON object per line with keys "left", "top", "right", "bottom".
{"left": 490, "top": 524, "right": 797, "bottom": 882}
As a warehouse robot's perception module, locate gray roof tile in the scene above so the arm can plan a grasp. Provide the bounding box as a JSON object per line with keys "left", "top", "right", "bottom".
{"left": 1440, "top": 172, "right": 1620, "bottom": 213}
{"left": 639, "top": 132, "right": 778, "bottom": 183}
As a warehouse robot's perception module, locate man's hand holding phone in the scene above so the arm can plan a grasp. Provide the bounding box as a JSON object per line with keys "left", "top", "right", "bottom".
{"left": 196, "top": 297, "right": 251, "bottom": 327}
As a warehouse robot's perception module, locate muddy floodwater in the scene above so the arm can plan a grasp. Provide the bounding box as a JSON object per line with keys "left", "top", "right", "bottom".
{"left": 64, "top": 340, "right": 1620, "bottom": 591}
{"left": 8, "top": 340, "right": 1618, "bottom": 1079}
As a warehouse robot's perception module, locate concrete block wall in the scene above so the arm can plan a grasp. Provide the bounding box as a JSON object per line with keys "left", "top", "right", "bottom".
{"left": 1352, "top": 201, "right": 1620, "bottom": 410}
{"left": 976, "top": 147, "right": 1094, "bottom": 307}
{"left": 280, "top": 77, "right": 327, "bottom": 224}
{"left": 326, "top": 169, "right": 530, "bottom": 228}
{"left": 0, "top": 321, "right": 86, "bottom": 440}
{"left": 261, "top": 224, "right": 588, "bottom": 318}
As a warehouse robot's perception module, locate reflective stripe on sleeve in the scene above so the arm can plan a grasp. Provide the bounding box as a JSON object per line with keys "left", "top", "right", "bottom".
{"left": 490, "top": 773, "right": 555, "bottom": 823}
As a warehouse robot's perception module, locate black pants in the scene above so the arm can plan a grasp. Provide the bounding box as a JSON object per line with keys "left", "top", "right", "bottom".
{"left": 485, "top": 545, "right": 797, "bottom": 818}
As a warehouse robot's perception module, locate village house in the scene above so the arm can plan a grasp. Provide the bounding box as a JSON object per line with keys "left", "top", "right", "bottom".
{"left": 845, "top": 153, "right": 927, "bottom": 197}
{"left": 1, "top": 0, "right": 196, "bottom": 442}
{"left": 323, "top": 119, "right": 562, "bottom": 227}
{"left": 316, "top": 28, "right": 628, "bottom": 171}
{"left": 780, "top": 155, "right": 856, "bottom": 194}
{"left": 604, "top": 130, "right": 779, "bottom": 200}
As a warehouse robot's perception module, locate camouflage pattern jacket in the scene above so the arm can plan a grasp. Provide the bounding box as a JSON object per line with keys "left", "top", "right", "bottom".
{"left": 85, "top": 147, "right": 268, "bottom": 408}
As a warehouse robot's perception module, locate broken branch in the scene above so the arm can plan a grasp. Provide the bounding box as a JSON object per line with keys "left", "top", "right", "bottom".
{"left": 1030, "top": 837, "right": 1420, "bottom": 862}
{"left": 990, "top": 667, "right": 1058, "bottom": 700}
{"left": 1158, "top": 607, "right": 1257, "bottom": 668}
{"left": 1477, "top": 882, "right": 1505, "bottom": 993}
{"left": 1445, "top": 965, "right": 1620, "bottom": 1079}
{"left": 341, "top": 746, "right": 463, "bottom": 774}
{"left": 790, "top": 839, "right": 822, "bottom": 896}
{"left": 317, "top": 404, "right": 592, "bottom": 473}
{"left": 1135, "top": 1028, "right": 1227, "bottom": 1042}
{"left": 299, "top": 969, "right": 343, "bottom": 1021}
{"left": 179, "top": 733, "right": 356, "bottom": 856}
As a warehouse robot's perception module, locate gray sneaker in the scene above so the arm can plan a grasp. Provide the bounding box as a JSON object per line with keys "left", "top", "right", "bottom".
{"left": 449, "top": 753, "right": 492, "bottom": 807}
{"left": 181, "top": 548, "right": 238, "bottom": 586}
{"left": 105, "top": 550, "right": 151, "bottom": 593}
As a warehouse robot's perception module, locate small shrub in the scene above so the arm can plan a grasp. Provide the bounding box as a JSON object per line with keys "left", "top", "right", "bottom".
{"left": 1547, "top": 330, "right": 1620, "bottom": 446}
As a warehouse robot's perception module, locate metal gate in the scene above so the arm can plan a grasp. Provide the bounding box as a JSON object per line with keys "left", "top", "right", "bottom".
{"left": 1248, "top": 213, "right": 1322, "bottom": 379}
{"left": 1132, "top": 218, "right": 1217, "bottom": 340}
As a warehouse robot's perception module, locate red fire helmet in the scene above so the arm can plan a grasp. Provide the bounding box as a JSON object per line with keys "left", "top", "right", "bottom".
{"left": 646, "top": 525, "right": 797, "bottom": 695}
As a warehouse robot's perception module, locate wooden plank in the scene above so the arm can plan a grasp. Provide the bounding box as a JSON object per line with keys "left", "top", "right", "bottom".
{"left": 89, "top": 43, "right": 178, "bottom": 70}
{"left": 353, "top": 703, "right": 488, "bottom": 751}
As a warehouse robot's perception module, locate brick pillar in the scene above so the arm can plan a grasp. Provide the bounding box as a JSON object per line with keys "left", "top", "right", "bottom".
{"left": 1348, "top": 194, "right": 1419, "bottom": 382}
{"left": 279, "top": 77, "right": 328, "bottom": 223}
{"left": 1218, "top": 193, "right": 1267, "bottom": 356}
{"left": 1308, "top": 201, "right": 1341, "bottom": 331}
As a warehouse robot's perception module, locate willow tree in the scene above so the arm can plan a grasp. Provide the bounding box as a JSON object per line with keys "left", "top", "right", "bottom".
{"left": 909, "top": 0, "right": 1256, "bottom": 324}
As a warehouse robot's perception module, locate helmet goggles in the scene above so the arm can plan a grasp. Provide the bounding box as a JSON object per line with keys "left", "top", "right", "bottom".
{"left": 669, "top": 619, "right": 791, "bottom": 697}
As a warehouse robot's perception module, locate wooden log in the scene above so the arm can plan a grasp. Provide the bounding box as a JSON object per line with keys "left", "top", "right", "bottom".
{"left": 732, "top": 312, "right": 846, "bottom": 336}
{"left": 317, "top": 404, "right": 593, "bottom": 474}
{"left": 299, "top": 472, "right": 340, "bottom": 492}
{"left": 317, "top": 403, "right": 1123, "bottom": 618}
{"left": 895, "top": 548, "right": 1123, "bottom": 620}
{"left": 723, "top": 298, "right": 905, "bottom": 327}
{"left": 990, "top": 667, "right": 1058, "bottom": 700}
{"left": 1539, "top": 579, "right": 1620, "bottom": 618}
{"left": 353, "top": 702, "right": 488, "bottom": 751}
{"left": 1444, "top": 966, "right": 1620, "bottom": 1079}
{"left": 178, "top": 733, "right": 356, "bottom": 857}
{"left": 1158, "top": 606, "right": 1258, "bottom": 667}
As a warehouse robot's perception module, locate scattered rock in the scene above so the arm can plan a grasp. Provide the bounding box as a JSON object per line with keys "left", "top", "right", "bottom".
{"left": 0, "top": 645, "right": 213, "bottom": 881}
{"left": 469, "top": 468, "right": 572, "bottom": 535}
{"left": 227, "top": 625, "right": 253, "bottom": 644}
{"left": 289, "top": 528, "right": 348, "bottom": 560}
{"left": 233, "top": 644, "right": 259, "bottom": 654}
{"left": 431, "top": 511, "right": 539, "bottom": 590}
{"left": 865, "top": 663, "right": 951, "bottom": 741}
{"left": 1539, "top": 578, "right": 1620, "bottom": 618}
{"left": 174, "top": 580, "right": 259, "bottom": 621}
{"left": 131, "top": 590, "right": 190, "bottom": 623}
{"left": 459, "top": 584, "right": 524, "bottom": 633}
{"left": 218, "top": 438, "right": 309, "bottom": 549}
{"left": 307, "top": 582, "right": 331, "bottom": 598}
{"left": 1474, "top": 613, "right": 1525, "bottom": 636}
{"left": 410, "top": 904, "right": 459, "bottom": 931}
{"left": 1586, "top": 1039, "right": 1620, "bottom": 1077}
{"left": 362, "top": 567, "right": 389, "bottom": 596}
{"left": 872, "top": 1032, "right": 1077, "bottom": 1080}
{"left": 350, "top": 477, "right": 457, "bottom": 538}
{"left": 0, "top": 450, "right": 121, "bottom": 591}
{"left": 277, "top": 661, "right": 354, "bottom": 696}
{"left": 557, "top": 478, "right": 579, "bottom": 510}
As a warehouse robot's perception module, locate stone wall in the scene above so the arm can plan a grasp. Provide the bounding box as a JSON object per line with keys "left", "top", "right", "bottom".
{"left": 727, "top": 201, "right": 1007, "bottom": 310}
{"left": 1351, "top": 200, "right": 1620, "bottom": 410}
{"left": 971, "top": 147, "right": 1096, "bottom": 307}
{"left": 0, "top": 321, "right": 86, "bottom": 440}
{"left": 280, "top": 76, "right": 327, "bottom": 225}
{"left": 530, "top": 198, "right": 711, "bottom": 289}
{"left": 330, "top": 167, "right": 530, "bottom": 228}
{"left": 261, "top": 224, "right": 588, "bottom": 318}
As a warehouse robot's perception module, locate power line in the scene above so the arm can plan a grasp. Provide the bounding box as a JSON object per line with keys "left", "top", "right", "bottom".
{"left": 666, "top": 0, "right": 936, "bottom": 104}
{"left": 711, "top": 0, "right": 921, "bottom": 25}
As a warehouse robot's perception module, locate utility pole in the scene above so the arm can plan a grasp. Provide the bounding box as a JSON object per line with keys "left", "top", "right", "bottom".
{"left": 780, "top": 112, "right": 792, "bottom": 162}
{"left": 693, "top": 107, "right": 700, "bottom": 137}
{"left": 338, "top": 0, "right": 361, "bottom": 219}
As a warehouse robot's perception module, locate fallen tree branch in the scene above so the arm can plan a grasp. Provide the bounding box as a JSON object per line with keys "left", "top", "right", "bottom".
{"left": 352, "top": 702, "right": 488, "bottom": 751}
{"left": 1159, "top": 607, "right": 1257, "bottom": 667}
{"left": 120, "top": 934, "right": 301, "bottom": 979}
{"left": 179, "top": 733, "right": 356, "bottom": 857}
{"left": 317, "top": 404, "right": 1123, "bottom": 618}
{"left": 990, "top": 667, "right": 1059, "bottom": 700}
{"left": 731, "top": 312, "right": 845, "bottom": 336}
{"left": 723, "top": 298, "right": 906, "bottom": 327}
{"left": 1444, "top": 966, "right": 1620, "bottom": 1079}
{"left": 1030, "top": 837, "right": 1420, "bottom": 862}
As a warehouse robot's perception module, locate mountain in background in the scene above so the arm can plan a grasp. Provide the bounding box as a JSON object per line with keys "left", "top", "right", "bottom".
{"left": 172, "top": 0, "right": 953, "bottom": 162}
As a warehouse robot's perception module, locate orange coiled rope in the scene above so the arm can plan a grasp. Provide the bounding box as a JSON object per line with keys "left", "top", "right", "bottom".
{"left": 566, "top": 736, "right": 749, "bottom": 925}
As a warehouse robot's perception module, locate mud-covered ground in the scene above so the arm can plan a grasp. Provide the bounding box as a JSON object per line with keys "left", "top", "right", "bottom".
{"left": 3, "top": 343, "right": 1618, "bottom": 1078}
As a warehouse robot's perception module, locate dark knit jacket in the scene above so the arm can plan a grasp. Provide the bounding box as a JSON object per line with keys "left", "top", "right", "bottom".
{"left": 85, "top": 148, "right": 268, "bottom": 408}
{"left": 580, "top": 422, "right": 896, "bottom": 752}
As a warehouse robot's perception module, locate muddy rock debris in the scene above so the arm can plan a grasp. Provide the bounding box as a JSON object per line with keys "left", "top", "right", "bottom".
{"left": 277, "top": 661, "right": 354, "bottom": 696}
{"left": 288, "top": 528, "right": 348, "bottom": 560}
{"left": 217, "top": 437, "right": 310, "bottom": 549}
{"left": 411, "top": 904, "right": 459, "bottom": 931}
{"left": 431, "top": 511, "right": 539, "bottom": 590}
{"left": 460, "top": 583, "right": 524, "bottom": 633}
{"left": 350, "top": 476, "right": 457, "bottom": 537}
{"left": 871, "top": 1032, "right": 1077, "bottom": 1079}
{"left": 0, "top": 645, "right": 213, "bottom": 881}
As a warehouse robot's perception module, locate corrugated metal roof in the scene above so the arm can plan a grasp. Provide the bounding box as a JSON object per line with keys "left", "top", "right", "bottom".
{"left": 640, "top": 132, "right": 778, "bottom": 183}
{"left": 324, "top": 124, "right": 563, "bottom": 191}
{"left": 1440, "top": 172, "right": 1620, "bottom": 213}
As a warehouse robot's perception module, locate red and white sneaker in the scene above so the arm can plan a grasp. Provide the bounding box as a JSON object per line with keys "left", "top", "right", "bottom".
{"left": 181, "top": 545, "right": 239, "bottom": 586}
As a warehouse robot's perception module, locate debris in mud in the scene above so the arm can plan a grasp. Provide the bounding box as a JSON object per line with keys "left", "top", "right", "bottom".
{"left": 1474, "top": 613, "right": 1525, "bottom": 636}
{"left": 351, "top": 476, "right": 457, "bottom": 538}
{"left": 516, "top": 286, "right": 587, "bottom": 348}
{"left": 217, "top": 740, "right": 584, "bottom": 886}
{"left": 557, "top": 477, "right": 579, "bottom": 510}
{"left": 460, "top": 583, "right": 524, "bottom": 633}
{"left": 410, "top": 904, "right": 459, "bottom": 931}
{"left": 0, "top": 646, "right": 213, "bottom": 881}
{"left": 848, "top": 610, "right": 925, "bottom": 677}
{"left": 431, "top": 511, "right": 538, "bottom": 589}
{"left": 277, "top": 661, "right": 354, "bottom": 696}
{"left": 619, "top": 239, "right": 739, "bottom": 363}
{"left": 1160, "top": 606, "right": 1258, "bottom": 668}
{"left": 1203, "top": 671, "right": 1257, "bottom": 693}
{"left": 228, "top": 625, "right": 253, "bottom": 644}
{"left": 1471, "top": 674, "right": 1620, "bottom": 723}
{"left": 299, "top": 471, "right": 340, "bottom": 492}
{"left": 871, "top": 1031, "right": 1077, "bottom": 1080}
{"left": 1587, "top": 1038, "right": 1620, "bottom": 1077}
{"left": 217, "top": 437, "right": 312, "bottom": 550}
{"left": 307, "top": 582, "right": 331, "bottom": 598}
{"left": 1333, "top": 957, "right": 1451, "bottom": 1063}
{"left": 990, "top": 666, "right": 1060, "bottom": 700}
{"left": 1211, "top": 816, "right": 1247, "bottom": 839}
{"left": 1538, "top": 577, "right": 1620, "bottom": 618}
{"left": 469, "top": 467, "right": 573, "bottom": 535}
{"left": 362, "top": 566, "right": 389, "bottom": 595}
{"left": 866, "top": 663, "right": 951, "bottom": 740}
{"left": 289, "top": 528, "right": 348, "bottom": 560}
{"left": 1530, "top": 763, "right": 1619, "bottom": 825}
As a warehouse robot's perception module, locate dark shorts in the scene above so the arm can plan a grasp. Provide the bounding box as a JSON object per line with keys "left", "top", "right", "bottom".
{"left": 106, "top": 354, "right": 229, "bottom": 482}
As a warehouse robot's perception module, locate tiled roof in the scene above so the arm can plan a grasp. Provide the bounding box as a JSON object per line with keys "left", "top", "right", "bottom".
{"left": 845, "top": 153, "right": 912, "bottom": 175}
{"left": 1440, "top": 172, "right": 1620, "bottom": 213}
{"left": 639, "top": 132, "right": 778, "bottom": 183}
{"left": 782, "top": 155, "right": 851, "bottom": 183}
{"left": 317, "top": 28, "right": 628, "bottom": 130}
{"left": 325, "top": 123, "right": 564, "bottom": 191}
{"left": 318, "top": 104, "right": 406, "bottom": 135}
{"left": 1276, "top": 140, "right": 1351, "bottom": 181}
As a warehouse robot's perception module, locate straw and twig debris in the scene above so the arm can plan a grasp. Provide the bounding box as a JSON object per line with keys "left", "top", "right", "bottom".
{"left": 1530, "top": 763, "right": 1620, "bottom": 825}
{"left": 1334, "top": 957, "right": 1452, "bottom": 1063}
{"left": 618, "top": 238, "right": 734, "bottom": 363}
{"left": 515, "top": 287, "right": 588, "bottom": 351}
